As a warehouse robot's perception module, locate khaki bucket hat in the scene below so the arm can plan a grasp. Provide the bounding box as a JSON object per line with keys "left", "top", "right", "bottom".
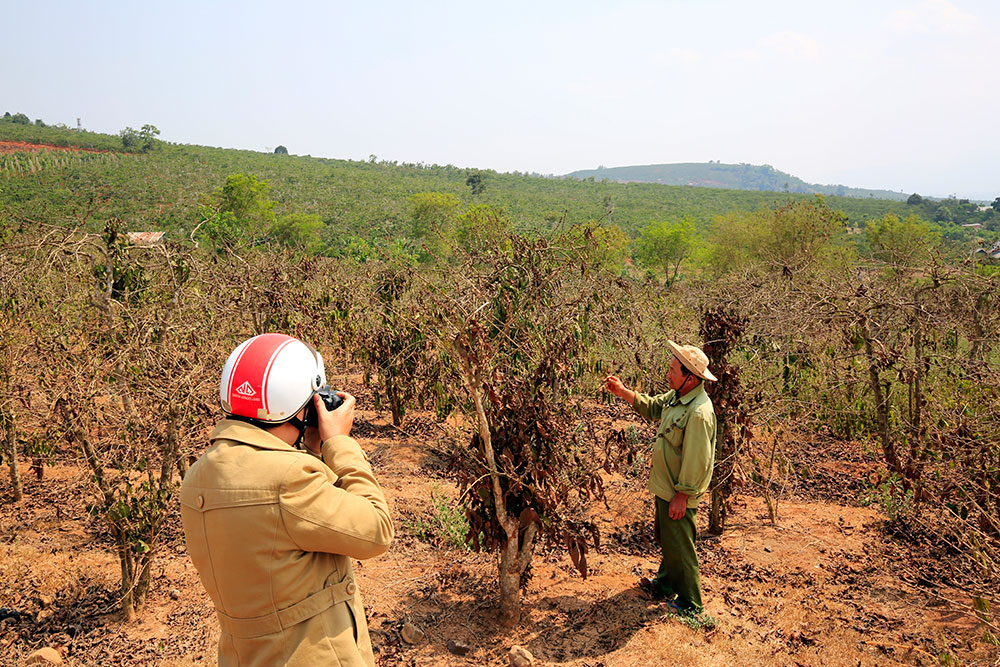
{"left": 668, "top": 340, "right": 718, "bottom": 382}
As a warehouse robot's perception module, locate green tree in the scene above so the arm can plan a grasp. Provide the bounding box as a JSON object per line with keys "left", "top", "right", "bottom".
{"left": 138, "top": 124, "right": 160, "bottom": 153}
{"left": 466, "top": 171, "right": 486, "bottom": 195}
{"left": 274, "top": 145, "right": 289, "bottom": 155}
{"left": 907, "top": 193, "right": 924, "bottom": 206}
{"left": 199, "top": 173, "right": 277, "bottom": 253}
{"left": 120, "top": 126, "right": 140, "bottom": 151}
{"left": 557, "top": 220, "right": 630, "bottom": 273}
{"left": 705, "top": 198, "right": 848, "bottom": 279}
{"left": 635, "top": 218, "right": 696, "bottom": 287}
{"left": 457, "top": 204, "right": 510, "bottom": 253}
{"left": 120, "top": 124, "right": 159, "bottom": 152}
{"left": 409, "top": 192, "right": 462, "bottom": 262}
{"left": 268, "top": 213, "right": 325, "bottom": 252}
{"left": 992, "top": 196, "right": 1000, "bottom": 213}
{"left": 865, "top": 214, "right": 941, "bottom": 267}
{"left": 214, "top": 173, "right": 276, "bottom": 227}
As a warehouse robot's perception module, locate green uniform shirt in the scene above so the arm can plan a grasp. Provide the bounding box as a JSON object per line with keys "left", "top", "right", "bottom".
{"left": 633, "top": 382, "right": 717, "bottom": 507}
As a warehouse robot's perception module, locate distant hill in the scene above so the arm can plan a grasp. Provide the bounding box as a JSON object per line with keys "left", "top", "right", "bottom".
{"left": 566, "top": 162, "right": 910, "bottom": 201}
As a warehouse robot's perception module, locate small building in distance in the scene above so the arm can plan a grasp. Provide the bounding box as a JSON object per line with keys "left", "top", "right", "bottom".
{"left": 972, "top": 240, "right": 1000, "bottom": 261}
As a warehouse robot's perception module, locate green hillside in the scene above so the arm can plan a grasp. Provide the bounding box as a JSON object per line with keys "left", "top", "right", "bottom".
{"left": 567, "top": 162, "right": 910, "bottom": 200}
{"left": 3, "top": 117, "right": 993, "bottom": 257}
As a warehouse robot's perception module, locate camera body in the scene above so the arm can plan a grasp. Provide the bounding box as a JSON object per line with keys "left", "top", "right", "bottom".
{"left": 305, "top": 386, "right": 344, "bottom": 427}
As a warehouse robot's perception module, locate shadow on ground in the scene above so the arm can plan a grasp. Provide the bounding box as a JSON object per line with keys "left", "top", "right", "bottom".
{"left": 376, "top": 565, "right": 667, "bottom": 665}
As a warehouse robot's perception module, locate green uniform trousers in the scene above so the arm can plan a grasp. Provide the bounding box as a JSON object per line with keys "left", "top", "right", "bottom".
{"left": 652, "top": 496, "right": 703, "bottom": 612}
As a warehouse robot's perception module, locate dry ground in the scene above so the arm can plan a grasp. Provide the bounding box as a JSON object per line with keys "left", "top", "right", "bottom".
{"left": 1, "top": 376, "right": 997, "bottom": 666}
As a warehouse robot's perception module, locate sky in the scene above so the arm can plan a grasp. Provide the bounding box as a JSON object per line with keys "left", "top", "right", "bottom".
{"left": 2, "top": 0, "right": 997, "bottom": 200}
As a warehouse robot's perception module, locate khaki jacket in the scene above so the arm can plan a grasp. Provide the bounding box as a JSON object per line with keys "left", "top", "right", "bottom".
{"left": 180, "top": 419, "right": 393, "bottom": 666}
{"left": 633, "top": 382, "right": 717, "bottom": 508}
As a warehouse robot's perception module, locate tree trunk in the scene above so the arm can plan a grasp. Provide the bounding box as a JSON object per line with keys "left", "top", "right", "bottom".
{"left": 909, "top": 316, "right": 925, "bottom": 466}
{"left": 385, "top": 372, "right": 403, "bottom": 426}
{"left": 177, "top": 455, "right": 191, "bottom": 480}
{"left": 860, "top": 313, "right": 903, "bottom": 480}
{"left": 135, "top": 551, "right": 154, "bottom": 612}
{"left": 497, "top": 519, "right": 538, "bottom": 627}
{"left": 118, "top": 535, "right": 137, "bottom": 622}
{"left": 969, "top": 292, "right": 987, "bottom": 363}
{"left": 73, "top": 413, "right": 140, "bottom": 620}
{"left": 709, "top": 487, "right": 724, "bottom": 534}
{"left": 1, "top": 408, "right": 23, "bottom": 501}
{"left": 498, "top": 527, "right": 521, "bottom": 626}
{"left": 456, "top": 339, "right": 538, "bottom": 626}
{"left": 159, "top": 404, "right": 181, "bottom": 486}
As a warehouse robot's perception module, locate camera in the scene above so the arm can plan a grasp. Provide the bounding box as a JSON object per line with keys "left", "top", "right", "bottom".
{"left": 305, "top": 386, "right": 344, "bottom": 427}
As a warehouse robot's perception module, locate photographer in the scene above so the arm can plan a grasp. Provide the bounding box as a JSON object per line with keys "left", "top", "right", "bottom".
{"left": 181, "top": 333, "right": 393, "bottom": 667}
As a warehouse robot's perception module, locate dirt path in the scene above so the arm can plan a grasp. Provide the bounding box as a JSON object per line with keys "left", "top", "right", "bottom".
{"left": 0, "top": 393, "right": 996, "bottom": 665}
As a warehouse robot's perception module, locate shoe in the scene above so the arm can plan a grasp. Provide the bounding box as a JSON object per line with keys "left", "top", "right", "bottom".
{"left": 658, "top": 599, "right": 684, "bottom": 614}
{"left": 658, "top": 599, "right": 699, "bottom": 617}
{"left": 637, "top": 576, "right": 671, "bottom": 600}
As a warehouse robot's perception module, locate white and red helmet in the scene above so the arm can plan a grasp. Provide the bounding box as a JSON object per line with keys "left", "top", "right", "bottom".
{"left": 219, "top": 333, "right": 326, "bottom": 424}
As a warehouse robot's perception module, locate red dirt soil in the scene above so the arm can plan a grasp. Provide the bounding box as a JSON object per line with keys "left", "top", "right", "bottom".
{"left": 0, "top": 140, "right": 108, "bottom": 155}
{"left": 0, "top": 372, "right": 997, "bottom": 666}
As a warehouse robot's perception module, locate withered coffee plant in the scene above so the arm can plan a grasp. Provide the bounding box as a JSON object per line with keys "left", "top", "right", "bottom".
{"left": 700, "top": 306, "right": 750, "bottom": 534}
{"left": 10, "top": 219, "right": 220, "bottom": 620}
{"left": 423, "top": 233, "right": 631, "bottom": 626}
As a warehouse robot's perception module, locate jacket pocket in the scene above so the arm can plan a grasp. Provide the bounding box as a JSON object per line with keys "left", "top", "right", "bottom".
{"left": 346, "top": 599, "right": 359, "bottom": 644}
{"left": 318, "top": 598, "right": 365, "bottom": 666}
{"left": 180, "top": 485, "right": 277, "bottom": 512}
{"left": 660, "top": 418, "right": 681, "bottom": 451}
{"left": 662, "top": 408, "right": 692, "bottom": 450}
{"left": 323, "top": 569, "right": 359, "bottom": 644}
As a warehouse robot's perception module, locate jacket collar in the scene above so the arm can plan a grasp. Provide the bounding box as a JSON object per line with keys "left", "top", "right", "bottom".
{"left": 210, "top": 419, "right": 301, "bottom": 453}
{"left": 677, "top": 381, "right": 706, "bottom": 406}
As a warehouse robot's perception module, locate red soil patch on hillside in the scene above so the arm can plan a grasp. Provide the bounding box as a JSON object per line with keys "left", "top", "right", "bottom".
{"left": 0, "top": 140, "right": 109, "bottom": 155}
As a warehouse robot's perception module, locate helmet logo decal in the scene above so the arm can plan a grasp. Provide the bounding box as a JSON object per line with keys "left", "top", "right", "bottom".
{"left": 235, "top": 381, "right": 256, "bottom": 397}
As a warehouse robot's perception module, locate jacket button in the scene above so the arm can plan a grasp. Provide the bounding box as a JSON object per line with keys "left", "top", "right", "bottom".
{"left": 345, "top": 581, "right": 356, "bottom": 595}
{"left": 196, "top": 495, "right": 204, "bottom": 509}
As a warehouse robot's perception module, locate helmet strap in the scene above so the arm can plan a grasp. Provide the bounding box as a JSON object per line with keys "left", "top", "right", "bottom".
{"left": 288, "top": 415, "right": 308, "bottom": 449}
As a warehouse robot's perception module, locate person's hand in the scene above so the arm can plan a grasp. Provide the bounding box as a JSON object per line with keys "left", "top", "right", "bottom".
{"left": 314, "top": 391, "right": 355, "bottom": 443}
{"left": 604, "top": 375, "right": 635, "bottom": 405}
{"left": 604, "top": 375, "right": 626, "bottom": 396}
{"left": 668, "top": 492, "right": 688, "bottom": 520}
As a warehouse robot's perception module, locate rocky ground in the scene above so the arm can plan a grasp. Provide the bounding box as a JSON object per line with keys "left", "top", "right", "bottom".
{"left": 1, "top": 374, "right": 997, "bottom": 666}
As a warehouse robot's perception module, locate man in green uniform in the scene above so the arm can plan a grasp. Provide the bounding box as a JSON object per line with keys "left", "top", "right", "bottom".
{"left": 605, "top": 340, "right": 717, "bottom": 614}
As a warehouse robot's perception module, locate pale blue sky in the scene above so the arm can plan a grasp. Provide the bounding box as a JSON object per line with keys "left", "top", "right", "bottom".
{"left": 2, "top": 0, "right": 997, "bottom": 199}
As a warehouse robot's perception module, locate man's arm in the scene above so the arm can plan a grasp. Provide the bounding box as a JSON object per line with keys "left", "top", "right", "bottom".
{"left": 605, "top": 375, "right": 673, "bottom": 421}
{"left": 281, "top": 391, "right": 394, "bottom": 558}
{"left": 632, "top": 391, "right": 675, "bottom": 422}
{"left": 280, "top": 441, "right": 394, "bottom": 559}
